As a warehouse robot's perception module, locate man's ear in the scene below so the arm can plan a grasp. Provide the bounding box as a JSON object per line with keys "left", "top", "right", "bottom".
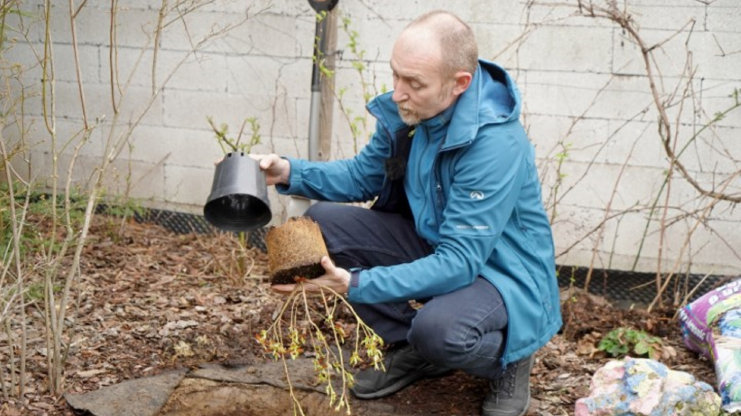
{"left": 452, "top": 71, "right": 473, "bottom": 96}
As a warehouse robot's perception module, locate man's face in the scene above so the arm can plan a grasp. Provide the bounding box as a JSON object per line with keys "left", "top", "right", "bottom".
{"left": 390, "top": 32, "right": 457, "bottom": 126}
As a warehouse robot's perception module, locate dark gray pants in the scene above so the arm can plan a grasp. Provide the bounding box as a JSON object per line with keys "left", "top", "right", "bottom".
{"left": 305, "top": 202, "right": 509, "bottom": 379}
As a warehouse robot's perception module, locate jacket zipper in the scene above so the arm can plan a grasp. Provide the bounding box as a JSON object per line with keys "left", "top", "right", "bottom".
{"left": 431, "top": 140, "right": 447, "bottom": 227}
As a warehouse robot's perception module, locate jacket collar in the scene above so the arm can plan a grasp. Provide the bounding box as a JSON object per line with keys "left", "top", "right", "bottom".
{"left": 367, "top": 59, "right": 521, "bottom": 150}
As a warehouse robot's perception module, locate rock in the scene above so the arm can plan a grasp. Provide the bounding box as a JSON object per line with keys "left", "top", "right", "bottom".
{"left": 575, "top": 357, "right": 721, "bottom": 416}
{"left": 65, "top": 368, "right": 188, "bottom": 416}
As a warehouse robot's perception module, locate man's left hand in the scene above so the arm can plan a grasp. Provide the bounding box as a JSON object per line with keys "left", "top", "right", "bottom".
{"left": 271, "top": 256, "right": 351, "bottom": 296}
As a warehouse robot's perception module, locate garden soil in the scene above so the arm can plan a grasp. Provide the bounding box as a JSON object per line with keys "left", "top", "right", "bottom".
{"left": 0, "top": 215, "right": 720, "bottom": 415}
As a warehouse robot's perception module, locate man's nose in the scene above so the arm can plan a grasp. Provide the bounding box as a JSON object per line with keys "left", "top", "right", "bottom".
{"left": 392, "top": 87, "right": 407, "bottom": 103}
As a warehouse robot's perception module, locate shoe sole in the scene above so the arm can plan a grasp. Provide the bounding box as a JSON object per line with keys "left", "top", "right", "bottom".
{"left": 351, "top": 367, "right": 451, "bottom": 399}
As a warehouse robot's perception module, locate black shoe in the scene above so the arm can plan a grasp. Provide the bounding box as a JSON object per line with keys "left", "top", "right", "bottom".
{"left": 350, "top": 344, "right": 450, "bottom": 399}
{"left": 481, "top": 355, "right": 534, "bottom": 416}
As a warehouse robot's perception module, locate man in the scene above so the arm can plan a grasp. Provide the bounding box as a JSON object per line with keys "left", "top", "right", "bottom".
{"left": 256, "top": 10, "right": 561, "bottom": 416}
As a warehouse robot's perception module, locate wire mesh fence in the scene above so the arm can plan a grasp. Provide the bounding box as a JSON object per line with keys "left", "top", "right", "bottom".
{"left": 109, "top": 205, "right": 732, "bottom": 306}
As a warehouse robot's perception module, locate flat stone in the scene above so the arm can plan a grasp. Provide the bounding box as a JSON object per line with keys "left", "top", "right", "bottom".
{"left": 192, "top": 358, "right": 323, "bottom": 393}
{"left": 64, "top": 368, "right": 188, "bottom": 416}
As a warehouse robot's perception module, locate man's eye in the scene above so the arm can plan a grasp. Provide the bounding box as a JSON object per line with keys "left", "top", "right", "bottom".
{"left": 410, "top": 82, "right": 422, "bottom": 90}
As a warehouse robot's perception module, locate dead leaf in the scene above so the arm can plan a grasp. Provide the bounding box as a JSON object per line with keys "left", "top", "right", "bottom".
{"left": 77, "top": 369, "right": 107, "bottom": 378}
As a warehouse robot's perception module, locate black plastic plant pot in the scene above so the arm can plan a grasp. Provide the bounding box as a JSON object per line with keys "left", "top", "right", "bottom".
{"left": 204, "top": 152, "right": 271, "bottom": 232}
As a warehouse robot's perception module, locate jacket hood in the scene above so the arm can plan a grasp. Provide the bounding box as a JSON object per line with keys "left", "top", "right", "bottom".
{"left": 367, "top": 59, "right": 522, "bottom": 149}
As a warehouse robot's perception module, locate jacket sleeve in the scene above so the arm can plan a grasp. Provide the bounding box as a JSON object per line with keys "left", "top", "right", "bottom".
{"left": 276, "top": 122, "right": 391, "bottom": 202}
{"left": 348, "top": 123, "right": 530, "bottom": 303}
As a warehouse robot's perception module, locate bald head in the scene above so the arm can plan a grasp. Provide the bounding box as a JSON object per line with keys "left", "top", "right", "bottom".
{"left": 400, "top": 11, "right": 478, "bottom": 77}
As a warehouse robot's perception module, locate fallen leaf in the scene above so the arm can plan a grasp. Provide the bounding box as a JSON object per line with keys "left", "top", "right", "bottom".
{"left": 77, "top": 369, "right": 107, "bottom": 378}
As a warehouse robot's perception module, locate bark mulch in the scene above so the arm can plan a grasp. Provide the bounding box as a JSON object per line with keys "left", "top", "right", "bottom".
{"left": 0, "top": 216, "right": 718, "bottom": 415}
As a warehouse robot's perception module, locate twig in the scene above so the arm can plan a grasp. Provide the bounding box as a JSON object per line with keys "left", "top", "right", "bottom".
{"left": 584, "top": 125, "right": 641, "bottom": 291}
{"left": 109, "top": 0, "right": 119, "bottom": 113}
{"left": 68, "top": 0, "right": 88, "bottom": 129}
{"left": 152, "top": 0, "right": 168, "bottom": 95}
{"left": 0, "top": 138, "right": 28, "bottom": 397}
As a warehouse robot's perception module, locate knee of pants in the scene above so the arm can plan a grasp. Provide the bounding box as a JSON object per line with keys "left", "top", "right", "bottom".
{"left": 304, "top": 201, "right": 335, "bottom": 225}
{"left": 407, "top": 309, "right": 466, "bottom": 365}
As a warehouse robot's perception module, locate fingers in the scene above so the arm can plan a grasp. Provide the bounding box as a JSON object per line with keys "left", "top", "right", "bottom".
{"left": 270, "top": 257, "right": 348, "bottom": 296}
{"left": 252, "top": 153, "right": 280, "bottom": 172}
{"left": 320, "top": 256, "right": 335, "bottom": 273}
{"left": 259, "top": 156, "right": 276, "bottom": 171}
{"left": 248, "top": 153, "right": 271, "bottom": 169}
{"left": 271, "top": 283, "right": 296, "bottom": 294}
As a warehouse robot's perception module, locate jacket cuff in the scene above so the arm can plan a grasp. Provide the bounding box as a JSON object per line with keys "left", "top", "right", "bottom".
{"left": 347, "top": 269, "right": 361, "bottom": 301}
{"left": 275, "top": 157, "right": 302, "bottom": 195}
{"left": 350, "top": 269, "right": 361, "bottom": 288}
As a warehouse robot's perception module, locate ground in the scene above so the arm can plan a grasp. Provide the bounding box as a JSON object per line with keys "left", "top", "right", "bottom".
{"left": 0, "top": 216, "right": 721, "bottom": 415}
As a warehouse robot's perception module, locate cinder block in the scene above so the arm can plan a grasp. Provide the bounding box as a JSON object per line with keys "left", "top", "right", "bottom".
{"left": 522, "top": 70, "right": 655, "bottom": 120}
{"left": 667, "top": 169, "right": 741, "bottom": 207}
{"left": 219, "top": 12, "right": 307, "bottom": 58}
{"left": 526, "top": 115, "right": 610, "bottom": 165}
{"left": 47, "top": 81, "right": 107, "bottom": 121}
{"left": 521, "top": 2, "right": 605, "bottom": 25}
{"left": 689, "top": 31, "right": 741, "bottom": 81}
{"left": 335, "top": 14, "right": 405, "bottom": 64}
{"left": 113, "top": 47, "right": 229, "bottom": 93}
{"left": 695, "top": 79, "right": 741, "bottom": 129}
{"left": 665, "top": 125, "right": 739, "bottom": 174}
{"left": 706, "top": 1, "right": 741, "bottom": 32}
{"left": 339, "top": 0, "right": 415, "bottom": 23}
{"left": 549, "top": 204, "right": 606, "bottom": 250}
{"left": 474, "top": 23, "right": 529, "bottom": 65}
{"left": 47, "top": 6, "right": 156, "bottom": 48}
{"left": 1, "top": 5, "right": 41, "bottom": 43}
{"left": 163, "top": 163, "right": 213, "bottom": 206}
{"left": 43, "top": 80, "right": 164, "bottom": 127}
{"left": 328, "top": 108, "right": 374, "bottom": 160}
{"left": 603, "top": 118, "right": 667, "bottom": 168}
{"left": 548, "top": 204, "right": 673, "bottom": 274}
{"left": 613, "top": 29, "right": 741, "bottom": 82}
{"left": 160, "top": 11, "right": 305, "bottom": 57}
{"left": 267, "top": 136, "right": 310, "bottom": 160}
{"left": 45, "top": 118, "right": 106, "bottom": 158}
{"left": 125, "top": 124, "right": 223, "bottom": 168}
{"left": 596, "top": 210, "right": 658, "bottom": 258}
{"left": 623, "top": 4, "right": 705, "bottom": 31}
{"left": 514, "top": 24, "right": 613, "bottom": 73}
{"left": 27, "top": 150, "right": 86, "bottom": 190}
{"left": 225, "top": 55, "right": 308, "bottom": 98}
{"left": 104, "top": 157, "right": 167, "bottom": 202}
{"left": 552, "top": 161, "right": 665, "bottom": 211}
{"left": 163, "top": 51, "right": 230, "bottom": 92}
{"left": 463, "top": 0, "right": 537, "bottom": 24}
{"left": 3, "top": 39, "right": 40, "bottom": 73}
{"left": 112, "top": 84, "right": 166, "bottom": 127}
{"left": 50, "top": 43, "right": 102, "bottom": 84}
{"left": 162, "top": 89, "right": 297, "bottom": 138}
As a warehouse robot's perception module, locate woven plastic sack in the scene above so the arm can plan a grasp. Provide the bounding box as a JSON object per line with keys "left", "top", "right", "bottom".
{"left": 678, "top": 279, "right": 741, "bottom": 411}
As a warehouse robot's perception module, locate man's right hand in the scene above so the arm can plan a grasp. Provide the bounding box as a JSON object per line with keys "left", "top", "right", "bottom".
{"left": 250, "top": 153, "right": 290, "bottom": 186}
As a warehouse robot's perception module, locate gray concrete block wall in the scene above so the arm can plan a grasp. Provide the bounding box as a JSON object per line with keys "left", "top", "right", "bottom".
{"left": 4, "top": 0, "right": 740, "bottom": 276}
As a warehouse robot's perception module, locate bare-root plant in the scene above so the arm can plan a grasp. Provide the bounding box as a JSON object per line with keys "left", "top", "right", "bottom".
{"left": 256, "top": 283, "right": 384, "bottom": 416}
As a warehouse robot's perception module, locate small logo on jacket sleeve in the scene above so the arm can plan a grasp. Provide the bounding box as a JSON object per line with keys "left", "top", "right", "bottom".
{"left": 469, "top": 191, "right": 485, "bottom": 200}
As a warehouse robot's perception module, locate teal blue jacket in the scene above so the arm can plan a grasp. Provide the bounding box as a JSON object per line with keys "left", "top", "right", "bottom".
{"left": 278, "top": 59, "right": 562, "bottom": 365}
